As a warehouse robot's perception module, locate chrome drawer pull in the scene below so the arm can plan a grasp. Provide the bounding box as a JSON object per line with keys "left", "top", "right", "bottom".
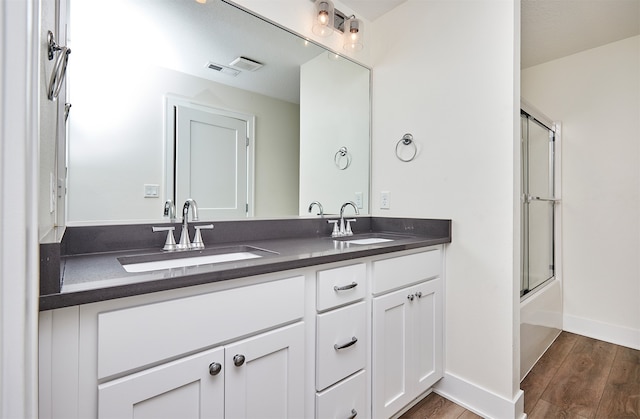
{"left": 334, "top": 336, "right": 358, "bottom": 350}
{"left": 347, "top": 408, "right": 358, "bottom": 419}
{"left": 334, "top": 282, "right": 357, "bottom": 291}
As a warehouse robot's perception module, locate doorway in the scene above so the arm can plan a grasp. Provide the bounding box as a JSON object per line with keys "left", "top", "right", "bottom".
{"left": 165, "top": 98, "right": 255, "bottom": 220}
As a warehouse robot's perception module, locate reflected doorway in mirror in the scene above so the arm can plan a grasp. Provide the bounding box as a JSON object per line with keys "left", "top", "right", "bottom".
{"left": 166, "top": 97, "right": 255, "bottom": 220}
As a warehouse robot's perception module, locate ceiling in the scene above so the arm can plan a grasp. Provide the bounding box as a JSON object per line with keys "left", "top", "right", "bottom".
{"left": 340, "top": 0, "right": 640, "bottom": 68}
{"left": 339, "top": 0, "right": 407, "bottom": 21}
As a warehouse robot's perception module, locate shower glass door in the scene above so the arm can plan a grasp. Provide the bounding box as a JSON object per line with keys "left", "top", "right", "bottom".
{"left": 521, "top": 111, "right": 556, "bottom": 297}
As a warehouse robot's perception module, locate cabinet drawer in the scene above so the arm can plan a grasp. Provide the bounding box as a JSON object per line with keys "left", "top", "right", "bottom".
{"left": 317, "top": 263, "right": 366, "bottom": 311}
{"left": 316, "top": 370, "right": 366, "bottom": 419}
{"left": 316, "top": 302, "right": 366, "bottom": 390}
{"left": 98, "top": 276, "right": 304, "bottom": 379}
{"left": 372, "top": 248, "right": 441, "bottom": 295}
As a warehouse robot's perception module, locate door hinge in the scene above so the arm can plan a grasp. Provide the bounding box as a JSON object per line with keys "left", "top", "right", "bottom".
{"left": 246, "top": 203, "right": 249, "bottom": 213}
{"left": 246, "top": 137, "right": 249, "bottom": 147}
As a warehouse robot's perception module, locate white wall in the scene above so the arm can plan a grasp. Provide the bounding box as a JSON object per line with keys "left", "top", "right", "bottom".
{"left": 522, "top": 36, "right": 640, "bottom": 350}
{"left": 371, "top": 0, "right": 522, "bottom": 412}
{"left": 1, "top": 0, "right": 40, "bottom": 415}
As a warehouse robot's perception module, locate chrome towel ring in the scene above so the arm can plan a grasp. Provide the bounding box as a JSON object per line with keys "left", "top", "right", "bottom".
{"left": 334, "top": 146, "right": 352, "bottom": 170}
{"left": 47, "top": 31, "right": 71, "bottom": 101}
{"left": 395, "top": 133, "right": 417, "bottom": 162}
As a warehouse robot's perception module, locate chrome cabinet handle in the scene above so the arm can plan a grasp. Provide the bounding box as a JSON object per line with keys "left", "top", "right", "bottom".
{"left": 334, "top": 336, "right": 358, "bottom": 351}
{"left": 208, "top": 362, "right": 222, "bottom": 376}
{"left": 233, "top": 354, "right": 245, "bottom": 367}
{"left": 334, "top": 282, "right": 358, "bottom": 291}
{"left": 407, "top": 294, "right": 415, "bottom": 301}
{"left": 347, "top": 408, "right": 358, "bottom": 419}
{"left": 415, "top": 291, "right": 423, "bottom": 298}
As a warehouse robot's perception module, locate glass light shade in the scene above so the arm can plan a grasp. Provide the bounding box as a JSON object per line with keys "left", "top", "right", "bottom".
{"left": 343, "top": 17, "right": 363, "bottom": 52}
{"left": 312, "top": 0, "right": 335, "bottom": 37}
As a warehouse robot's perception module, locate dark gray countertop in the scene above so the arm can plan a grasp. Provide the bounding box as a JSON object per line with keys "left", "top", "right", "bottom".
{"left": 39, "top": 217, "right": 451, "bottom": 310}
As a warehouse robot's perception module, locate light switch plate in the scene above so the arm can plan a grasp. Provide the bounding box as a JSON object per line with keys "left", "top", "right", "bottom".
{"left": 380, "top": 191, "right": 390, "bottom": 209}
{"left": 355, "top": 192, "right": 363, "bottom": 209}
{"left": 144, "top": 184, "right": 159, "bottom": 198}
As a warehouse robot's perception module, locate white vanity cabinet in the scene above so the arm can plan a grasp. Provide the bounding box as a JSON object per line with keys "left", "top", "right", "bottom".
{"left": 371, "top": 249, "right": 444, "bottom": 419}
{"left": 40, "top": 245, "right": 446, "bottom": 419}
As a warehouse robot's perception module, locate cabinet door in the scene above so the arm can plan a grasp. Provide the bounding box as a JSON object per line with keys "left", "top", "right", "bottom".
{"left": 372, "top": 278, "right": 443, "bottom": 418}
{"left": 224, "top": 322, "right": 305, "bottom": 419}
{"left": 411, "top": 278, "right": 443, "bottom": 395}
{"left": 98, "top": 347, "right": 224, "bottom": 419}
{"left": 372, "top": 287, "right": 414, "bottom": 418}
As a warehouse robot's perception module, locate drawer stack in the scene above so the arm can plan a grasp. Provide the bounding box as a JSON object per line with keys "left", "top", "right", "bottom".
{"left": 315, "top": 263, "right": 367, "bottom": 419}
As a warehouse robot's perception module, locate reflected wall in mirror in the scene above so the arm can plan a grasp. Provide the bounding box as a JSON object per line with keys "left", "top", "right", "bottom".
{"left": 66, "top": 0, "right": 370, "bottom": 224}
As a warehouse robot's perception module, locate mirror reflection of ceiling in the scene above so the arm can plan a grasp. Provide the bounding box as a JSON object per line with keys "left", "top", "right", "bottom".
{"left": 127, "top": 0, "right": 326, "bottom": 104}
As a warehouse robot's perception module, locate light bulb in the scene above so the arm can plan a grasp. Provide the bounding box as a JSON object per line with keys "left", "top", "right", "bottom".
{"left": 312, "top": 0, "right": 335, "bottom": 37}
{"left": 318, "top": 11, "right": 328, "bottom": 25}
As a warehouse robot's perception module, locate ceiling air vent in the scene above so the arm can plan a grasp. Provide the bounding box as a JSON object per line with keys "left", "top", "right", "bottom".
{"left": 229, "top": 56, "right": 264, "bottom": 72}
{"left": 205, "top": 62, "right": 240, "bottom": 77}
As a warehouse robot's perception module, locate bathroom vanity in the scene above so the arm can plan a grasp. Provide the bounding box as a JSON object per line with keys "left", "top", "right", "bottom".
{"left": 39, "top": 217, "right": 450, "bottom": 419}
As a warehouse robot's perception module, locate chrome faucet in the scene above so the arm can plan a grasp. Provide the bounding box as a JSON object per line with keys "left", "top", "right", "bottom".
{"left": 338, "top": 201, "right": 359, "bottom": 236}
{"left": 308, "top": 201, "right": 324, "bottom": 217}
{"left": 178, "top": 199, "right": 199, "bottom": 249}
{"left": 163, "top": 199, "right": 176, "bottom": 220}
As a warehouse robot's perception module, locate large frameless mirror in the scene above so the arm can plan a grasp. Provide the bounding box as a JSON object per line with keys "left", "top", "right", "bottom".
{"left": 65, "top": 0, "right": 370, "bottom": 224}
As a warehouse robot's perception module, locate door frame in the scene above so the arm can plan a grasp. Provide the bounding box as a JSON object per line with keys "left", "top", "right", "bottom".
{"left": 164, "top": 96, "right": 255, "bottom": 217}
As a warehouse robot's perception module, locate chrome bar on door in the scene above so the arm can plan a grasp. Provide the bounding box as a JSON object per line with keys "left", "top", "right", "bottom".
{"left": 524, "top": 195, "right": 560, "bottom": 204}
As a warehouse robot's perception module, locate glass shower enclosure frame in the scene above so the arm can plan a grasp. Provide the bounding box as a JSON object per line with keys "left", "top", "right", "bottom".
{"left": 521, "top": 109, "right": 557, "bottom": 297}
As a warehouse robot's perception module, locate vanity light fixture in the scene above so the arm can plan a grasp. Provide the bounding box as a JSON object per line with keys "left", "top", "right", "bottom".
{"left": 311, "top": 1, "right": 364, "bottom": 51}
{"left": 343, "top": 16, "right": 364, "bottom": 52}
{"left": 312, "top": 0, "right": 335, "bottom": 37}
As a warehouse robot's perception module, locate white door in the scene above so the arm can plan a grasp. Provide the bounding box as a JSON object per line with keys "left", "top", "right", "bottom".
{"left": 175, "top": 105, "right": 249, "bottom": 219}
{"left": 98, "top": 347, "right": 224, "bottom": 419}
{"left": 372, "top": 287, "right": 412, "bottom": 418}
{"left": 224, "top": 323, "right": 305, "bottom": 419}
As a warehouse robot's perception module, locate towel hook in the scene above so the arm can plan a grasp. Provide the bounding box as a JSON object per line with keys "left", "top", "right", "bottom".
{"left": 395, "top": 133, "right": 417, "bottom": 162}
{"left": 47, "top": 31, "right": 71, "bottom": 101}
{"left": 334, "top": 146, "right": 352, "bottom": 170}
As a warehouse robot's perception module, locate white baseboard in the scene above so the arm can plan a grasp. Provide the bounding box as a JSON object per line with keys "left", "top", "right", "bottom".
{"left": 563, "top": 314, "right": 640, "bottom": 350}
{"left": 434, "top": 373, "right": 526, "bottom": 419}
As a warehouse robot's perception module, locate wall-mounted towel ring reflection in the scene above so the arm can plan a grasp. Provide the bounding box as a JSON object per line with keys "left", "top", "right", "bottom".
{"left": 47, "top": 31, "right": 71, "bottom": 101}
{"left": 334, "top": 146, "right": 352, "bottom": 170}
{"left": 395, "top": 133, "right": 417, "bottom": 162}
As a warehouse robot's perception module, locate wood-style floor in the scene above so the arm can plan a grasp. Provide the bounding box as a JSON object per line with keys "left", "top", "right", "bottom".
{"left": 400, "top": 332, "right": 640, "bottom": 418}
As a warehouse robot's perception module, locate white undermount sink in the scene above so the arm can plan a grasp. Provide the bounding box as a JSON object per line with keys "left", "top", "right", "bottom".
{"left": 343, "top": 238, "right": 394, "bottom": 245}
{"left": 332, "top": 232, "right": 417, "bottom": 245}
{"left": 118, "top": 245, "right": 274, "bottom": 273}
